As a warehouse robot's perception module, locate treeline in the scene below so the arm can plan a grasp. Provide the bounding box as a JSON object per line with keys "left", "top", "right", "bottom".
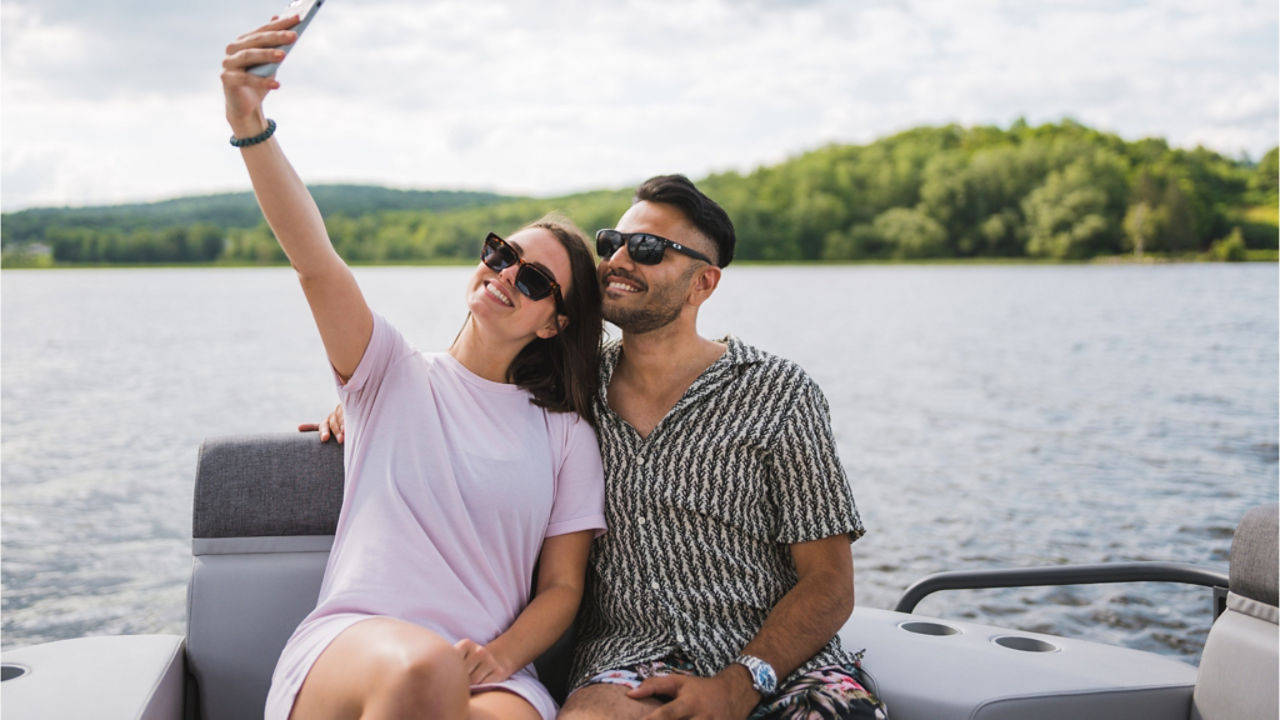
{"left": 1, "top": 186, "right": 516, "bottom": 265}
{"left": 698, "top": 119, "right": 1276, "bottom": 261}
{"left": 4, "top": 120, "right": 1276, "bottom": 266}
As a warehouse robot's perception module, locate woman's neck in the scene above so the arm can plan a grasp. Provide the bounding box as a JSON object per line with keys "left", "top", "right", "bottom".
{"left": 448, "top": 317, "right": 525, "bottom": 383}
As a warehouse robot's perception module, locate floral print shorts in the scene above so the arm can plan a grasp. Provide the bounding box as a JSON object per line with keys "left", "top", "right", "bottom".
{"left": 582, "top": 651, "right": 888, "bottom": 720}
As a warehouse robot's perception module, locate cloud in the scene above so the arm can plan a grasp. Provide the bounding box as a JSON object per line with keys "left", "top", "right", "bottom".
{"left": 1, "top": 0, "right": 1276, "bottom": 210}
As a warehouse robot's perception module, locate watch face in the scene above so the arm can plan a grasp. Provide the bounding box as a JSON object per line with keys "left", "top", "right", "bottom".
{"left": 737, "top": 655, "right": 777, "bottom": 694}
{"left": 754, "top": 664, "right": 777, "bottom": 693}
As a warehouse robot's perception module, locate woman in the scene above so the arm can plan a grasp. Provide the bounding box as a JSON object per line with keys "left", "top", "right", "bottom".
{"left": 221, "top": 15, "right": 607, "bottom": 720}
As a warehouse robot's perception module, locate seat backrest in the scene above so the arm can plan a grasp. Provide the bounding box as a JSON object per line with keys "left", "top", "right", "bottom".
{"left": 185, "top": 433, "right": 575, "bottom": 720}
{"left": 187, "top": 434, "right": 344, "bottom": 720}
{"left": 1192, "top": 503, "right": 1278, "bottom": 720}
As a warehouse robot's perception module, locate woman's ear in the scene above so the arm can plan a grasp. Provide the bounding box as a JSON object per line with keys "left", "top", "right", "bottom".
{"left": 536, "top": 313, "right": 569, "bottom": 340}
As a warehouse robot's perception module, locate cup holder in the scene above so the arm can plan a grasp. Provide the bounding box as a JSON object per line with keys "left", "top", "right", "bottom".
{"left": 899, "top": 620, "right": 961, "bottom": 636}
{"left": 992, "top": 635, "right": 1059, "bottom": 653}
{"left": 1, "top": 663, "right": 30, "bottom": 681}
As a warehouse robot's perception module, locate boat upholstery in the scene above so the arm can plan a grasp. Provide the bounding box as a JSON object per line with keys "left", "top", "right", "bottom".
{"left": 183, "top": 433, "right": 1271, "bottom": 720}
{"left": 1191, "top": 503, "right": 1279, "bottom": 720}
{"left": 186, "top": 433, "right": 577, "bottom": 720}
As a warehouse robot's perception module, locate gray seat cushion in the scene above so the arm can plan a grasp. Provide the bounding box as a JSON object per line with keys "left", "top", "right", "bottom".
{"left": 1228, "top": 504, "right": 1278, "bottom": 608}
{"left": 193, "top": 433, "right": 344, "bottom": 539}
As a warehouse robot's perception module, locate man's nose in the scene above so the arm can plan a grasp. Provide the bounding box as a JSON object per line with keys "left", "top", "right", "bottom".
{"left": 606, "top": 242, "right": 633, "bottom": 267}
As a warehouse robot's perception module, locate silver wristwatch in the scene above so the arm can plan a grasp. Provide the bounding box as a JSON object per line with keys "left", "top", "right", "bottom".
{"left": 733, "top": 654, "right": 778, "bottom": 696}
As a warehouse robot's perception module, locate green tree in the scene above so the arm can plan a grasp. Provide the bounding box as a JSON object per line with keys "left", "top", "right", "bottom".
{"left": 1024, "top": 154, "right": 1124, "bottom": 259}
{"left": 872, "top": 207, "right": 948, "bottom": 259}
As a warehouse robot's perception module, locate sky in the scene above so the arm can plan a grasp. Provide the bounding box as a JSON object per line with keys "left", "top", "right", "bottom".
{"left": 1, "top": 0, "right": 1276, "bottom": 212}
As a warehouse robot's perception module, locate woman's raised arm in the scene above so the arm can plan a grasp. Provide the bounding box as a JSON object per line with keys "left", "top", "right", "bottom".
{"left": 221, "top": 16, "right": 372, "bottom": 380}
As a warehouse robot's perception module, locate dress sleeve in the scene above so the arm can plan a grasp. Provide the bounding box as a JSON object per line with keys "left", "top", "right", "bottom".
{"left": 546, "top": 414, "right": 607, "bottom": 539}
{"left": 335, "top": 313, "right": 414, "bottom": 419}
{"left": 769, "top": 375, "right": 866, "bottom": 545}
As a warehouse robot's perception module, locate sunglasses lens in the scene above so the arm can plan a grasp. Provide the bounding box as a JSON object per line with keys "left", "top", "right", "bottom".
{"left": 514, "top": 266, "right": 553, "bottom": 300}
{"left": 482, "top": 235, "right": 516, "bottom": 270}
{"left": 596, "top": 230, "right": 624, "bottom": 258}
{"left": 630, "top": 234, "right": 665, "bottom": 264}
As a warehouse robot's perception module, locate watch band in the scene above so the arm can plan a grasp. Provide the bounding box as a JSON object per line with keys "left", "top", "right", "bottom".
{"left": 733, "top": 654, "right": 778, "bottom": 696}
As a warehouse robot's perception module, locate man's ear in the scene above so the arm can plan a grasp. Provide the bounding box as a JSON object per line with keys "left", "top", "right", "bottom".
{"left": 536, "top": 313, "right": 570, "bottom": 340}
{"left": 687, "top": 265, "right": 722, "bottom": 307}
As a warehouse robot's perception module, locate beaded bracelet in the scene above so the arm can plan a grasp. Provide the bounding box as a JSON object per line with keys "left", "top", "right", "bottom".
{"left": 229, "top": 118, "right": 277, "bottom": 148}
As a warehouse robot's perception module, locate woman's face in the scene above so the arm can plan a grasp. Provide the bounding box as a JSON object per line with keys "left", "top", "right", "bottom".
{"left": 466, "top": 227, "right": 573, "bottom": 341}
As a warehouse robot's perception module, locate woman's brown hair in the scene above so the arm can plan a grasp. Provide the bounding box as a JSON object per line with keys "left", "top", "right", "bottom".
{"left": 506, "top": 213, "right": 603, "bottom": 426}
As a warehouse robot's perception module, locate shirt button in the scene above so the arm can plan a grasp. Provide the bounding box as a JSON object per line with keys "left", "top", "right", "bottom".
{"left": 676, "top": 634, "right": 686, "bottom": 643}
{"left": 636, "top": 456, "right": 647, "bottom": 465}
{"left": 637, "top": 516, "right": 647, "bottom": 525}
{"left": 651, "top": 581, "right": 660, "bottom": 591}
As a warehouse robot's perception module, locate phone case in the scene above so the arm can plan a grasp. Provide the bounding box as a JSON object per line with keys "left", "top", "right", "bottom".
{"left": 248, "top": 0, "right": 325, "bottom": 78}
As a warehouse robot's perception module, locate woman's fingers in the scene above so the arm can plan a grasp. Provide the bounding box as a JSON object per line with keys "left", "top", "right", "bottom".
{"left": 250, "top": 13, "right": 303, "bottom": 37}
{"left": 454, "top": 639, "right": 482, "bottom": 681}
{"left": 224, "top": 30, "right": 297, "bottom": 61}
{"left": 220, "top": 65, "right": 278, "bottom": 93}
{"left": 453, "top": 639, "right": 501, "bottom": 684}
{"left": 222, "top": 47, "right": 286, "bottom": 72}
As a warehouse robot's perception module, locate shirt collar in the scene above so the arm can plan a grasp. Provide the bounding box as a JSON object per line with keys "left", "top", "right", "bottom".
{"left": 598, "top": 336, "right": 764, "bottom": 405}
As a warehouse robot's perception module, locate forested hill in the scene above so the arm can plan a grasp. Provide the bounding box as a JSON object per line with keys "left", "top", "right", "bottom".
{"left": 1, "top": 185, "right": 518, "bottom": 256}
{"left": 3, "top": 120, "right": 1277, "bottom": 266}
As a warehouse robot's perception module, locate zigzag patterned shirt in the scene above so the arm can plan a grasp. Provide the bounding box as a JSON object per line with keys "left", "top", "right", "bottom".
{"left": 568, "top": 337, "right": 866, "bottom": 690}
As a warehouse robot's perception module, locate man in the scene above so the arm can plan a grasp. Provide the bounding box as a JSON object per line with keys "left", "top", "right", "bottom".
{"left": 309, "top": 176, "right": 885, "bottom": 720}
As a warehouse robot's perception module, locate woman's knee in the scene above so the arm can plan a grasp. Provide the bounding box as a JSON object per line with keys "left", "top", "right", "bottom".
{"left": 368, "top": 625, "right": 468, "bottom": 698}
{"left": 305, "top": 618, "right": 469, "bottom": 716}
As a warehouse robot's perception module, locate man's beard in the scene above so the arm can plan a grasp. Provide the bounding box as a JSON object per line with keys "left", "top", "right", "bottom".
{"left": 602, "top": 266, "right": 694, "bottom": 334}
{"left": 604, "top": 300, "right": 684, "bottom": 334}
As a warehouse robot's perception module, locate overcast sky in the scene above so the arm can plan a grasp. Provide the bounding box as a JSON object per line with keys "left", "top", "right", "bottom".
{"left": 1, "top": 0, "right": 1276, "bottom": 212}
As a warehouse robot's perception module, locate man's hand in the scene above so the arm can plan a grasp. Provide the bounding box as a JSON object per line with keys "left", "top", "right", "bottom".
{"left": 454, "top": 638, "right": 513, "bottom": 685}
{"left": 297, "top": 403, "right": 345, "bottom": 443}
{"left": 628, "top": 668, "right": 759, "bottom": 720}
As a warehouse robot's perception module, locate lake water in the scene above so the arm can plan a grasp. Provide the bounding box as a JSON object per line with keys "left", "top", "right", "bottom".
{"left": 2, "top": 263, "right": 1277, "bottom": 662}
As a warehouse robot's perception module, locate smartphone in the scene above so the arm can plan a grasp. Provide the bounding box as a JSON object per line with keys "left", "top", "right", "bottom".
{"left": 248, "top": 0, "right": 325, "bottom": 78}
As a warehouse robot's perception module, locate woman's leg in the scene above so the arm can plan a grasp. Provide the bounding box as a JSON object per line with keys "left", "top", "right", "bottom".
{"left": 289, "top": 617, "right": 470, "bottom": 720}
{"left": 468, "top": 689, "right": 542, "bottom": 720}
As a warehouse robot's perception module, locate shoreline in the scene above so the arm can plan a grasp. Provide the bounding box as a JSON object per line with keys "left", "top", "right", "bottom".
{"left": 3, "top": 251, "right": 1276, "bottom": 270}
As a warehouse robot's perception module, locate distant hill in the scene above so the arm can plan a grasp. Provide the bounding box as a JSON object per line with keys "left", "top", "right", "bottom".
{"left": 3, "top": 120, "right": 1275, "bottom": 266}
{"left": 1, "top": 185, "right": 519, "bottom": 246}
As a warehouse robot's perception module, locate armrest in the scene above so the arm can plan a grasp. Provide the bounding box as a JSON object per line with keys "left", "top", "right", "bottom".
{"left": 894, "top": 562, "right": 1229, "bottom": 614}
{"left": 1, "top": 634, "right": 185, "bottom": 720}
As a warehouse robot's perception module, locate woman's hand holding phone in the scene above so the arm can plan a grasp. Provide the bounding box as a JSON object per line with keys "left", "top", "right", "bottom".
{"left": 220, "top": 16, "right": 300, "bottom": 139}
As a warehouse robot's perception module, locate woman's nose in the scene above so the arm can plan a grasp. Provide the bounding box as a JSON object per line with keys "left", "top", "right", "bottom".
{"left": 499, "top": 263, "right": 522, "bottom": 285}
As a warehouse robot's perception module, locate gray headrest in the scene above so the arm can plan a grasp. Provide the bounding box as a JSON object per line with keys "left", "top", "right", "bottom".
{"left": 193, "top": 433, "right": 344, "bottom": 539}
{"left": 1229, "top": 504, "right": 1279, "bottom": 608}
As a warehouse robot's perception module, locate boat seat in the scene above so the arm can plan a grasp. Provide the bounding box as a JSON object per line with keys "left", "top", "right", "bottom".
{"left": 186, "top": 433, "right": 576, "bottom": 720}
{"left": 1191, "top": 503, "right": 1278, "bottom": 720}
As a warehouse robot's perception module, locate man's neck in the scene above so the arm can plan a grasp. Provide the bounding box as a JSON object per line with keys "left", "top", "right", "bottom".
{"left": 614, "top": 318, "right": 724, "bottom": 393}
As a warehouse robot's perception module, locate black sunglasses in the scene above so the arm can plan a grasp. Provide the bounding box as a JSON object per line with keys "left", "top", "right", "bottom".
{"left": 595, "top": 229, "right": 716, "bottom": 266}
{"left": 481, "top": 233, "right": 565, "bottom": 312}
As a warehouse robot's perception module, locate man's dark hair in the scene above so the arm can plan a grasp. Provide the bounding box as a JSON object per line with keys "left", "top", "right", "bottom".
{"left": 634, "top": 174, "right": 736, "bottom": 268}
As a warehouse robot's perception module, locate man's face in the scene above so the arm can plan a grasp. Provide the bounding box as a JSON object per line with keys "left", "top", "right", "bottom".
{"left": 597, "top": 201, "right": 717, "bottom": 334}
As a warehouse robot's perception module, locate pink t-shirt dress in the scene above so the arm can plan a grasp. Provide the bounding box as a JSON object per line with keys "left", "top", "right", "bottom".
{"left": 264, "top": 314, "right": 607, "bottom": 719}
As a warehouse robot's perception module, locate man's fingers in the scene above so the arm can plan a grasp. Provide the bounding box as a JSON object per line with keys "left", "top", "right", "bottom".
{"left": 327, "top": 405, "right": 345, "bottom": 443}
{"left": 628, "top": 675, "right": 681, "bottom": 699}
{"left": 639, "top": 700, "right": 684, "bottom": 720}
{"left": 298, "top": 423, "right": 319, "bottom": 432}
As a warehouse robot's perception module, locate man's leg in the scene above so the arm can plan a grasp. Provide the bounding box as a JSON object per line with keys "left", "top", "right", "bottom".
{"left": 559, "top": 655, "right": 697, "bottom": 720}
{"left": 748, "top": 663, "right": 887, "bottom": 720}
{"left": 558, "top": 683, "right": 663, "bottom": 720}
